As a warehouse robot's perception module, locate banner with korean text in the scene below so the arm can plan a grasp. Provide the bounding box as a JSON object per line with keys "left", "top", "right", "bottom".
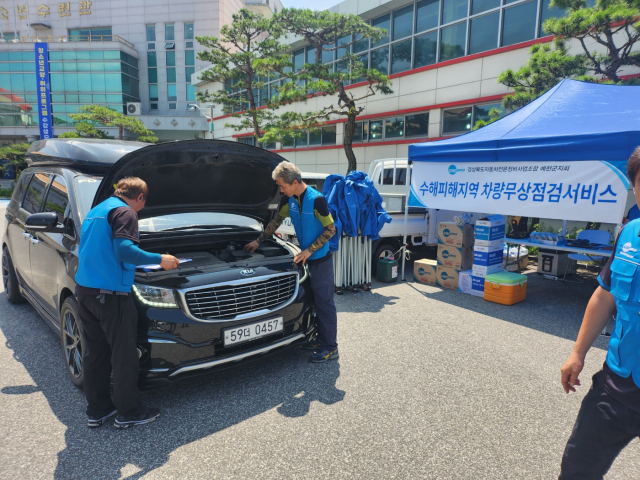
{"left": 34, "top": 42, "right": 53, "bottom": 140}
{"left": 409, "top": 160, "right": 629, "bottom": 223}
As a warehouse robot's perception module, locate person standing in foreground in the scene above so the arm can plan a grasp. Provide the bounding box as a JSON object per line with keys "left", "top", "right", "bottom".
{"left": 244, "top": 161, "right": 338, "bottom": 363}
{"left": 75, "top": 177, "right": 179, "bottom": 429}
{"left": 559, "top": 146, "right": 640, "bottom": 479}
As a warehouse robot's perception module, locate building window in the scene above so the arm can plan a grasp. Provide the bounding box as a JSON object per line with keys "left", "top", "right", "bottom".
{"left": 238, "top": 136, "right": 257, "bottom": 146}
{"left": 393, "top": 5, "right": 414, "bottom": 41}
{"left": 371, "top": 14, "right": 390, "bottom": 47}
{"left": 406, "top": 113, "right": 429, "bottom": 137}
{"left": 442, "top": 0, "right": 468, "bottom": 24}
{"left": 391, "top": 39, "right": 412, "bottom": 74}
{"left": 414, "top": 31, "right": 437, "bottom": 68}
{"left": 369, "top": 120, "right": 384, "bottom": 140}
{"left": 165, "top": 24, "right": 175, "bottom": 41}
{"left": 440, "top": 21, "right": 467, "bottom": 61}
{"left": 502, "top": 1, "right": 537, "bottom": 47}
{"left": 146, "top": 24, "right": 155, "bottom": 49}
{"left": 69, "top": 27, "right": 112, "bottom": 41}
{"left": 184, "top": 22, "right": 194, "bottom": 40}
{"left": 371, "top": 47, "right": 389, "bottom": 75}
{"left": 472, "top": 0, "right": 500, "bottom": 14}
{"left": 416, "top": 0, "right": 440, "bottom": 33}
{"left": 442, "top": 102, "right": 506, "bottom": 135}
{"left": 469, "top": 12, "right": 499, "bottom": 55}
{"left": 168, "top": 84, "right": 177, "bottom": 102}
{"left": 385, "top": 117, "right": 405, "bottom": 138}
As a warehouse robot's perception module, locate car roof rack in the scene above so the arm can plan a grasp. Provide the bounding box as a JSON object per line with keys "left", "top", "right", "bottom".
{"left": 26, "top": 138, "right": 150, "bottom": 171}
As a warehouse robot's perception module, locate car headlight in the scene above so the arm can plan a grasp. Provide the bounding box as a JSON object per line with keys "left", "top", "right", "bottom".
{"left": 132, "top": 284, "right": 179, "bottom": 308}
{"left": 298, "top": 264, "right": 309, "bottom": 283}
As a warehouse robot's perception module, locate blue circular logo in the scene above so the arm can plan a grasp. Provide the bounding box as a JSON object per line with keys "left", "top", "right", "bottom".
{"left": 448, "top": 165, "right": 465, "bottom": 175}
{"left": 442, "top": 250, "right": 450, "bottom": 258}
{"left": 418, "top": 267, "right": 425, "bottom": 275}
{"left": 441, "top": 271, "right": 448, "bottom": 280}
{"left": 443, "top": 228, "right": 450, "bottom": 237}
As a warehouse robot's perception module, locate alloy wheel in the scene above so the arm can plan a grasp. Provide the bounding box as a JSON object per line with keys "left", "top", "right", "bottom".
{"left": 62, "top": 310, "right": 82, "bottom": 378}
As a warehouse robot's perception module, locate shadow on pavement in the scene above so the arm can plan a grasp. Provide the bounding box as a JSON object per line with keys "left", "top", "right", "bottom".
{"left": 399, "top": 260, "right": 608, "bottom": 348}
{"left": 0, "top": 294, "right": 345, "bottom": 479}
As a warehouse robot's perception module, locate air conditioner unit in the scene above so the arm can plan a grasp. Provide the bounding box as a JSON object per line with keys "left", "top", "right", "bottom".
{"left": 126, "top": 102, "right": 142, "bottom": 116}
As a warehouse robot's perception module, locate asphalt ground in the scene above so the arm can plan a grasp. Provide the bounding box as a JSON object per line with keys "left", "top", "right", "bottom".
{"left": 1, "top": 202, "right": 639, "bottom": 479}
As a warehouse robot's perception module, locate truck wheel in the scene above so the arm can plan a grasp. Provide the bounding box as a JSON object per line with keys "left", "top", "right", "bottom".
{"left": 372, "top": 242, "right": 397, "bottom": 275}
{"left": 2, "top": 247, "right": 25, "bottom": 304}
{"left": 60, "top": 296, "right": 85, "bottom": 389}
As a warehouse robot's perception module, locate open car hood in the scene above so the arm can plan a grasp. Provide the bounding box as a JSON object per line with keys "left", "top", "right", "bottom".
{"left": 93, "top": 140, "right": 283, "bottom": 226}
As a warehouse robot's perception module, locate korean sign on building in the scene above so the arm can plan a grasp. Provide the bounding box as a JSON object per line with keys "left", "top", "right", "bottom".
{"left": 409, "top": 160, "right": 629, "bottom": 223}
{"left": 35, "top": 43, "right": 53, "bottom": 140}
{"left": 1, "top": 2, "right": 92, "bottom": 20}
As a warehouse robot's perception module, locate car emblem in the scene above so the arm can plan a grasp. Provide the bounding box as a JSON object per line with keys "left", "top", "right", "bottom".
{"left": 240, "top": 268, "right": 255, "bottom": 276}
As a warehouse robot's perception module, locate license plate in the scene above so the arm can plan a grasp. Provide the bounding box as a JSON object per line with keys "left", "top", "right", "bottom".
{"left": 223, "top": 317, "right": 283, "bottom": 346}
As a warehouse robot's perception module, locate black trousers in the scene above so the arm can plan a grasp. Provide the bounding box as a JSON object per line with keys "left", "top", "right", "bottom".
{"left": 308, "top": 257, "right": 338, "bottom": 350}
{"left": 77, "top": 293, "right": 141, "bottom": 416}
{"left": 559, "top": 374, "right": 640, "bottom": 479}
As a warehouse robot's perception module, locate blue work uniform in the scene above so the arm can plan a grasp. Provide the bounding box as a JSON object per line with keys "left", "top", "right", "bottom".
{"left": 559, "top": 221, "right": 640, "bottom": 479}
{"left": 288, "top": 187, "right": 337, "bottom": 351}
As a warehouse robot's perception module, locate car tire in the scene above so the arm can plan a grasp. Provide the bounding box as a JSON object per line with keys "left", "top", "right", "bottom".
{"left": 2, "top": 247, "right": 25, "bottom": 304}
{"left": 372, "top": 242, "right": 397, "bottom": 275}
{"left": 60, "top": 296, "right": 85, "bottom": 389}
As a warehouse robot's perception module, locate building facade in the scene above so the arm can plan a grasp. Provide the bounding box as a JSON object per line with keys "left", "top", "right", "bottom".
{"left": 0, "top": 0, "right": 282, "bottom": 143}
{"left": 197, "top": 0, "right": 634, "bottom": 176}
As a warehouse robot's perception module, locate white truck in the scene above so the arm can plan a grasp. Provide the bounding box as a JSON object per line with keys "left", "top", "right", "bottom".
{"left": 276, "top": 160, "right": 485, "bottom": 266}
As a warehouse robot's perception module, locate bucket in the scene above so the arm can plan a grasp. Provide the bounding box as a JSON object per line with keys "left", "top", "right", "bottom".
{"left": 377, "top": 258, "right": 398, "bottom": 283}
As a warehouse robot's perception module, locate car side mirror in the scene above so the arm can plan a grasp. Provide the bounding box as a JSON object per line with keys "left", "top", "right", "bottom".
{"left": 25, "top": 212, "right": 64, "bottom": 233}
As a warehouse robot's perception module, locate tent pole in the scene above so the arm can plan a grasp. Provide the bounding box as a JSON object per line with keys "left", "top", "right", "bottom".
{"left": 401, "top": 162, "right": 412, "bottom": 282}
{"left": 562, "top": 220, "right": 567, "bottom": 237}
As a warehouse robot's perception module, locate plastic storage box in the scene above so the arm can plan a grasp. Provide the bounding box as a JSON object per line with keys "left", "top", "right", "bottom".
{"left": 483, "top": 271, "right": 527, "bottom": 305}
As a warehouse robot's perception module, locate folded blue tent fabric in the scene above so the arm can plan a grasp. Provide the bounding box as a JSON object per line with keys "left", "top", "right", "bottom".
{"left": 322, "top": 171, "right": 391, "bottom": 251}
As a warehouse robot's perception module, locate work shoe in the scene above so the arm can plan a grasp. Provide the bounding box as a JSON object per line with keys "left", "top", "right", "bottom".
{"left": 114, "top": 405, "right": 160, "bottom": 429}
{"left": 302, "top": 338, "right": 322, "bottom": 351}
{"left": 87, "top": 408, "right": 116, "bottom": 428}
{"left": 310, "top": 348, "right": 339, "bottom": 363}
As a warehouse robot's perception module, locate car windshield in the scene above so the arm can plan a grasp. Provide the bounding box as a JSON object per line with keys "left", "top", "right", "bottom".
{"left": 72, "top": 175, "right": 262, "bottom": 232}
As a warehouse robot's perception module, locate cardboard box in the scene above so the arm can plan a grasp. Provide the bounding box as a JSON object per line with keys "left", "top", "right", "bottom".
{"left": 414, "top": 258, "right": 438, "bottom": 285}
{"left": 437, "top": 244, "right": 473, "bottom": 271}
{"left": 437, "top": 222, "right": 475, "bottom": 248}
{"left": 475, "top": 215, "right": 506, "bottom": 242}
{"left": 458, "top": 269, "right": 473, "bottom": 294}
{"left": 471, "top": 275, "right": 485, "bottom": 296}
{"left": 436, "top": 265, "right": 459, "bottom": 290}
{"left": 474, "top": 238, "right": 505, "bottom": 249}
{"left": 472, "top": 263, "right": 504, "bottom": 277}
{"left": 473, "top": 244, "right": 503, "bottom": 267}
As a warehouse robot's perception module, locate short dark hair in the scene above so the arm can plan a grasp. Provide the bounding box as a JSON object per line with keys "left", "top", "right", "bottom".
{"left": 114, "top": 177, "right": 148, "bottom": 200}
{"left": 627, "top": 146, "right": 640, "bottom": 186}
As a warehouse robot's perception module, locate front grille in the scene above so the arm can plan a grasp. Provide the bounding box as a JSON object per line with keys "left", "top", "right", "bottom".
{"left": 184, "top": 274, "right": 298, "bottom": 320}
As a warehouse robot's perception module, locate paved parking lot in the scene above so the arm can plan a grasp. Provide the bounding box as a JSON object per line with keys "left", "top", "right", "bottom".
{"left": 1, "top": 207, "right": 639, "bottom": 478}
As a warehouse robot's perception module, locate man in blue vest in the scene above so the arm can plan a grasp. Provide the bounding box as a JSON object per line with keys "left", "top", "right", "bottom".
{"left": 559, "top": 147, "right": 640, "bottom": 478}
{"left": 245, "top": 161, "right": 338, "bottom": 363}
{"left": 76, "top": 177, "right": 179, "bottom": 429}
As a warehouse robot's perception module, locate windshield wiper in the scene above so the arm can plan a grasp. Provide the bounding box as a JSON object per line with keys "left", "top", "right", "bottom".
{"left": 157, "top": 224, "right": 236, "bottom": 233}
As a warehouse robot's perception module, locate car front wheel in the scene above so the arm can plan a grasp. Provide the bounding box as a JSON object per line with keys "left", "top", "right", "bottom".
{"left": 2, "top": 247, "right": 25, "bottom": 304}
{"left": 60, "top": 296, "right": 84, "bottom": 389}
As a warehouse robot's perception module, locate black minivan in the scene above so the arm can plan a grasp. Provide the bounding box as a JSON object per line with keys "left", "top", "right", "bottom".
{"left": 2, "top": 139, "right": 314, "bottom": 389}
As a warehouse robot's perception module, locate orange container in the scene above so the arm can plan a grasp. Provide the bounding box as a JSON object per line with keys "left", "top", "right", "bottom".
{"left": 483, "top": 271, "right": 527, "bottom": 305}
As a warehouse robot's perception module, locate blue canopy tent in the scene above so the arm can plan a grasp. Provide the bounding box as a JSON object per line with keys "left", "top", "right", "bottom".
{"left": 402, "top": 79, "right": 640, "bottom": 277}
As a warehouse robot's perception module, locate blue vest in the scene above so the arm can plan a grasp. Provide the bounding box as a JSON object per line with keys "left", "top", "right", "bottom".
{"left": 75, "top": 196, "right": 136, "bottom": 293}
{"left": 607, "top": 219, "right": 640, "bottom": 386}
{"left": 288, "top": 187, "right": 330, "bottom": 261}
